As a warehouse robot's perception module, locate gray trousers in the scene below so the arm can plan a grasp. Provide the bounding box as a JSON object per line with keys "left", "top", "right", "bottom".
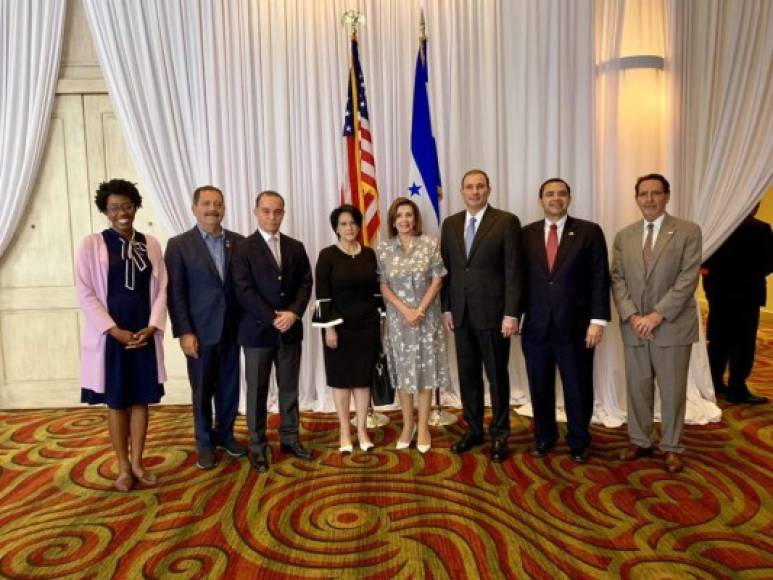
{"left": 623, "top": 342, "right": 691, "bottom": 453}
{"left": 244, "top": 342, "right": 301, "bottom": 454}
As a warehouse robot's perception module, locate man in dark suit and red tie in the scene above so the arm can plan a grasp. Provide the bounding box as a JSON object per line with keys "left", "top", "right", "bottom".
{"left": 165, "top": 185, "right": 246, "bottom": 470}
{"left": 441, "top": 169, "right": 523, "bottom": 463}
{"left": 231, "top": 190, "right": 313, "bottom": 473}
{"left": 520, "top": 178, "right": 610, "bottom": 463}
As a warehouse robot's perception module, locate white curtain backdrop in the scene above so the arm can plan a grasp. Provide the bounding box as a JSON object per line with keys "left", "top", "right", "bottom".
{"left": 83, "top": 0, "right": 598, "bottom": 414}
{"left": 81, "top": 0, "right": 769, "bottom": 421}
{"left": 667, "top": 0, "right": 773, "bottom": 254}
{"left": 0, "top": 0, "right": 66, "bottom": 257}
{"left": 593, "top": 0, "right": 724, "bottom": 427}
{"left": 662, "top": 0, "right": 772, "bottom": 423}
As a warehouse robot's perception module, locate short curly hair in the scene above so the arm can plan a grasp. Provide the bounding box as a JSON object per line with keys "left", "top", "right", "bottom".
{"left": 94, "top": 179, "right": 143, "bottom": 212}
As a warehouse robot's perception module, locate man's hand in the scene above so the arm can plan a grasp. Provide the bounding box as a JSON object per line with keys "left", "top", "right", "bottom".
{"left": 443, "top": 312, "right": 454, "bottom": 332}
{"left": 628, "top": 314, "right": 649, "bottom": 339}
{"left": 274, "top": 310, "right": 298, "bottom": 332}
{"left": 629, "top": 312, "right": 662, "bottom": 340}
{"left": 324, "top": 327, "right": 338, "bottom": 349}
{"left": 180, "top": 333, "right": 199, "bottom": 358}
{"left": 585, "top": 323, "right": 605, "bottom": 348}
{"left": 501, "top": 317, "right": 519, "bottom": 338}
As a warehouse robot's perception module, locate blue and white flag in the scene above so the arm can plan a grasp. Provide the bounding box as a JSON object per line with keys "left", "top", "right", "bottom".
{"left": 407, "top": 36, "right": 442, "bottom": 236}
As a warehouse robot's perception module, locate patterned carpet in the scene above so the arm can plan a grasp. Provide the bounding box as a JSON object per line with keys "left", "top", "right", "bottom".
{"left": 1, "top": 319, "right": 771, "bottom": 578}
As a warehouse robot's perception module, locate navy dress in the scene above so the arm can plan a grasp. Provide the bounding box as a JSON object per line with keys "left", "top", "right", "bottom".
{"left": 81, "top": 229, "right": 164, "bottom": 409}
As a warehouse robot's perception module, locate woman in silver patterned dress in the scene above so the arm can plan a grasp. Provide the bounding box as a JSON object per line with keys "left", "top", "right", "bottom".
{"left": 376, "top": 197, "right": 450, "bottom": 453}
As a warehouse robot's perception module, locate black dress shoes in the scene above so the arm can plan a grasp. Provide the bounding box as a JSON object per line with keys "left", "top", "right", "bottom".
{"left": 280, "top": 441, "right": 312, "bottom": 460}
{"left": 217, "top": 440, "right": 247, "bottom": 458}
{"left": 491, "top": 438, "right": 509, "bottom": 463}
{"left": 249, "top": 448, "right": 269, "bottom": 473}
{"left": 196, "top": 448, "right": 217, "bottom": 470}
{"left": 726, "top": 392, "right": 768, "bottom": 405}
{"left": 529, "top": 441, "right": 555, "bottom": 458}
{"left": 450, "top": 432, "right": 484, "bottom": 454}
{"left": 570, "top": 447, "right": 590, "bottom": 464}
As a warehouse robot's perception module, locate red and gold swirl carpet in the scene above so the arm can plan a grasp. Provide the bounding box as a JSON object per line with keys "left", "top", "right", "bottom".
{"left": 1, "top": 320, "right": 771, "bottom": 578}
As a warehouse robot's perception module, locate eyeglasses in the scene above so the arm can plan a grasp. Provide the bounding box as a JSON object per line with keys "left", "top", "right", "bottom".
{"left": 106, "top": 203, "right": 136, "bottom": 213}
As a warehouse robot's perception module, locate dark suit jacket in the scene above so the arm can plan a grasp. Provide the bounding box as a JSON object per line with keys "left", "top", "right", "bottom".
{"left": 521, "top": 216, "right": 610, "bottom": 342}
{"left": 231, "top": 231, "right": 313, "bottom": 347}
{"left": 165, "top": 227, "right": 244, "bottom": 346}
{"left": 440, "top": 206, "right": 523, "bottom": 330}
{"left": 702, "top": 216, "right": 773, "bottom": 307}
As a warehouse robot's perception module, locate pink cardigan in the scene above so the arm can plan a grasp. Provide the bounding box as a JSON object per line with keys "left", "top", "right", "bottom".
{"left": 75, "top": 232, "right": 167, "bottom": 394}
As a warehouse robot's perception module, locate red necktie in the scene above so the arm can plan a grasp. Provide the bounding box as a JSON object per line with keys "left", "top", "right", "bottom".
{"left": 547, "top": 223, "right": 558, "bottom": 271}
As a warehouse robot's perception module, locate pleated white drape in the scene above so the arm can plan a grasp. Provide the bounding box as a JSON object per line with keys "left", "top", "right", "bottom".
{"left": 667, "top": 0, "right": 773, "bottom": 255}
{"left": 593, "top": 0, "right": 722, "bottom": 426}
{"left": 82, "top": 0, "right": 596, "bottom": 413}
{"left": 0, "top": 0, "right": 66, "bottom": 258}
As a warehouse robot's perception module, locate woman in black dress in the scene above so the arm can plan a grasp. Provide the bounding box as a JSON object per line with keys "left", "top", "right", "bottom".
{"left": 75, "top": 179, "right": 167, "bottom": 491}
{"left": 314, "top": 205, "right": 381, "bottom": 453}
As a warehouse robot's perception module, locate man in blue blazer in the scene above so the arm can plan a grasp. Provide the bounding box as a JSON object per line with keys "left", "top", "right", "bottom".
{"left": 521, "top": 178, "right": 610, "bottom": 463}
{"left": 165, "top": 185, "right": 246, "bottom": 470}
{"left": 231, "top": 190, "right": 313, "bottom": 473}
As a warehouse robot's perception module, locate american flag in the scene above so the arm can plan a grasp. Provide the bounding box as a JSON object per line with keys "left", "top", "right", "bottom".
{"left": 342, "top": 36, "right": 380, "bottom": 246}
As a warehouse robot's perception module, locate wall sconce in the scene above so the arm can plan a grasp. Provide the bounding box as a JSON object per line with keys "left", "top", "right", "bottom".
{"left": 617, "top": 55, "right": 664, "bottom": 70}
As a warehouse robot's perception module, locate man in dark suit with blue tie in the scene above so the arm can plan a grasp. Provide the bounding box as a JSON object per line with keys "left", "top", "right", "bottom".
{"left": 231, "top": 190, "right": 313, "bottom": 473}
{"left": 441, "top": 169, "right": 523, "bottom": 463}
{"left": 520, "top": 178, "right": 610, "bottom": 463}
{"left": 165, "top": 185, "right": 246, "bottom": 470}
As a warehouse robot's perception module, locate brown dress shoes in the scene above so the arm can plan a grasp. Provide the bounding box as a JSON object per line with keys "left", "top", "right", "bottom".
{"left": 663, "top": 452, "right": 684, "bottom": 473}
{"left": 618, "top": 444, "right": 654, "bottom": 461}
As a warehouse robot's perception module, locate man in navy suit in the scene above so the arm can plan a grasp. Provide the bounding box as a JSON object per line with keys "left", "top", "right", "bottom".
{"left": 520, "top": 178, "right": 610, "bottom": 463}
{"left": 231, "top": 190, "right": 313, "bottom": 473}
{"left": 165, "top": 185, "right": 246, "bottom": 470}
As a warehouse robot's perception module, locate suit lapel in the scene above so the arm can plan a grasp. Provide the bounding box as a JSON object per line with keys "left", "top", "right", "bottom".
{"left": 531, "top": 223, "right": 550, "bottom": 275}
{"left": 190, "top": 227, "right": 223, "bottom": 282}
{"left": 453, "top": 212, "right": 467, "bottom": 259}
{"left": 468, "top": 207, "right": 497, "bottom": 261}
{"left": 551, "top": 217, "right": 577, "bottom": 274}
{"left": 646, "top": 214, "right": 676, "bottom": 278}
{"left": 631, "top": 221, "right": 646, "bottom": 277}
{"left": 256, "top": 232, "right": 281, "bottom": 273}
{"left": 278, "top": 234, "right": 287, "bottom": 274}
{"left": 223, "top": 230, "right": 236, "bottom": 280}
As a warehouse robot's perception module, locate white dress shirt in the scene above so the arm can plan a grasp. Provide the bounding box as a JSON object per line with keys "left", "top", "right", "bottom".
{"left": 641, "top": 213, "right": 666, "bottom": 247}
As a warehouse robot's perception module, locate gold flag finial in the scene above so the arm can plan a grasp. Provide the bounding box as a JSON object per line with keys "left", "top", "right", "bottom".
{"left": 419, "top": 9, "right": 427, "bottom": 41}
{"left": 342, "top": 9, "right": 366, "bottom": 39}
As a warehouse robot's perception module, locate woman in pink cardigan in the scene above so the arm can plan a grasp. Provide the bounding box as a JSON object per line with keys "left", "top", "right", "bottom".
{"left": 75, "top": 179, "right": 167, "bottom": 492}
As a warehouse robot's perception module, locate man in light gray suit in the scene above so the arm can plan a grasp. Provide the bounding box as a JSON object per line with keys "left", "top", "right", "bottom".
{"left": 611, "top": 173, "right": 702, "bottom": 473}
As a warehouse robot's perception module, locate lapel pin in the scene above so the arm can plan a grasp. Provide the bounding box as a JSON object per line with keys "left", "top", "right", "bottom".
{"left": 568, "top": 231, "right": 575, "bottom": 236}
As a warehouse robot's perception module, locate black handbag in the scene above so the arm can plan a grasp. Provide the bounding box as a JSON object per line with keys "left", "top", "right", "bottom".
{"left": 371, "top": 323, "right": 394, "bottom": 406}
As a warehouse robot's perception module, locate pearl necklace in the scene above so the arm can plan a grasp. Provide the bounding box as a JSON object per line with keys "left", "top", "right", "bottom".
{"left": 338, "top": 242, "right": 361, "bottom": 258}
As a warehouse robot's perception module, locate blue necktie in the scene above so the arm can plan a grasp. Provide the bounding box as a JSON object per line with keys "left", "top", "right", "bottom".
{"left": 465, "top": 216, "right": 477, "bottom": 256}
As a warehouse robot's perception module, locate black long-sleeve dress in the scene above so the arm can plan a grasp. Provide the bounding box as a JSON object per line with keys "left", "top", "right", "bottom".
{"left": 314, "top": 245, "right": 381, "bottom": 388}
